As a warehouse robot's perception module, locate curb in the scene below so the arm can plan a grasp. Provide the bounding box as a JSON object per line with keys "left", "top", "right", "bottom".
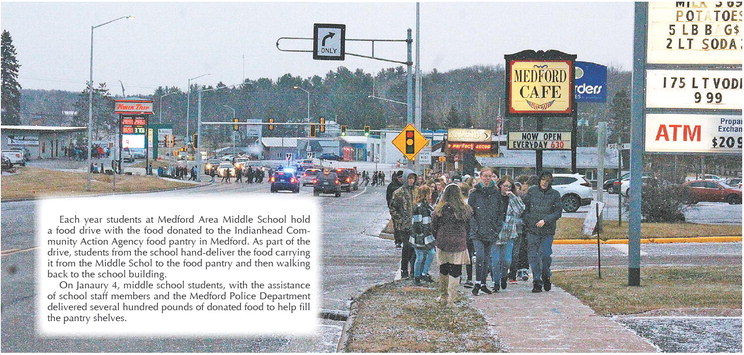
{"left": 554, "top": 236, "right": 742, "bottom": 244}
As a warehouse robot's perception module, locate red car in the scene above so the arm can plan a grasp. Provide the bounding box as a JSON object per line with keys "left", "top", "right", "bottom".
{"left": 682, "top": 180, "right": 742, "bottom": 205}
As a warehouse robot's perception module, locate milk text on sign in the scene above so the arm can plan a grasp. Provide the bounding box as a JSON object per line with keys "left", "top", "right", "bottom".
{"left": 655, "top": 124, "right": 701, "bottom": 142}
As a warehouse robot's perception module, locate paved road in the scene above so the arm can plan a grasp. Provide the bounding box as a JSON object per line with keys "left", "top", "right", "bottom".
{"left": 1, "top": 180, "right": 398, "bottom": 352}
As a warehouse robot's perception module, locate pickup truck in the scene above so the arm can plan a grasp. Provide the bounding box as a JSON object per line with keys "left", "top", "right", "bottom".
{"left": 2, "top": 150, "right": 26, "bottom": 166}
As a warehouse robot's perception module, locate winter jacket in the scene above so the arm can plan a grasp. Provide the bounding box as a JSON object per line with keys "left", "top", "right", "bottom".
{"left": 523, "top": 184, "right": 562, "bottom": 235}
{"left": 432, "top": 205, "right": 469, "bottom": 253}
{"left": 389, "top": 170, "right": 417, "bottom": 232}
{"left": 386, "top": 172, "right": 404, "bottom": 207}
{"left": 467, "top": 181, "right": 506, "bottom": 241}
{"left": 497, "top": 193, "right": 526, "bottom": 244}
{"left": 410, "top": 201, "right": 435, "bottom": 249}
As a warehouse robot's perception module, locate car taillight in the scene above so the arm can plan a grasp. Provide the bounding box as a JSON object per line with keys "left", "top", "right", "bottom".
{"left": 290, "top": 177, "right": 297, "bottom": 183}
{"left": 613, "top": 181, "right": 621, "bottom": 186}
{"left": 270, "top": 177, "right": 275, "bottom": 183}
{"left": 313, "top": 179, "right": 317, "bottom": 184}
{"left": 346, "top": 177, "right": 351, "bottom": 183}
{"left": 335, "top": 179, "right": 340, "bottom": 185}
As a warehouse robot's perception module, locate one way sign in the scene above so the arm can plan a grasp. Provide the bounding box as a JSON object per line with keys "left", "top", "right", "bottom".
{"left": 313, "top": 23, "right": 345, "bottom": 61}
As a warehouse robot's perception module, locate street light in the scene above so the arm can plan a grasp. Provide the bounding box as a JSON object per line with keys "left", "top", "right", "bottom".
{"left": 86, "top": 15, "right": 133, "bottom": 191}
{"left": 195, "top": 86, "right": 228, "bottom": 182}
{"left": 159, "top": 92, "right": 175, "bottom": 124}
{"left": 368, "top": 94, "right": 407, "bottom": 106}
{"left": 292, "top": 85, "right": 311, "bottom": 121}
{"left": 224, "top": 105, "right": 237, "bottom": 156}
{"left": 186, "top": 73, "right": 210, "bottom": 141}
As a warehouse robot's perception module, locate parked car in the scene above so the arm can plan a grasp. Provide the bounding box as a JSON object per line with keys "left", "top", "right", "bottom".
{"left": 121, "top": 148, "right": 135, "bottom": 163}
{"left": 335, "top": 168, "right": 359, "bottom": 192}
{"left": 617, "top": 176, "right": 657, "bottom": 197}
{"left": 682, "top": 180, "right": 742, "bottom": 205}
{"left": 550, "top": 173, "right": 593, "bottom": 213}
{"left": 216, "top": 162, "right": 236, "bottom": 178}
{"left": 300, "top": 168, "right": 321, "bottom": 186}
{"left": 725, "top": 178, "right": 741, "bottom": 189}
{"left": 314, "top": 169, "right": 341, "bottom": 197}
{"left": 2, "top": 149, "right": 25, "bottom": 166}
{"left": 270, "top": 170, "right": 300, "bottom": 193}
{"left": 130, "top": 148, "right": 146, "bottom": 159}
{"left": 2, "top": 156, "right": 13, "bottom": 171}
{"left": 319, "top": 153, "right": 342, "bottom": 161}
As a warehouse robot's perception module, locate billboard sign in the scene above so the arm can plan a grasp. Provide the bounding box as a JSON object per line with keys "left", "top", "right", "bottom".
{"left": 646, "top": 69, "right": 743, "bottom": 110}
{"left": 645, "top": 113, "right": 741, "bottom": 153}
{"left": 506, "top": 59, "right": 574, "bottom": 116}
{"left": 575, "top": 61, "right": 607, "bottom": 103}
{"left": 447, "top": 128, "right": 491, "bottom": 142}
{"left": 647, "top": 2, "right": 743, "bottom": 65}
{"left": 114, "top": 99, "right": 154, "bottom": 115}
{"left": 508, "top": 131, "right": 572, "bottom": 150}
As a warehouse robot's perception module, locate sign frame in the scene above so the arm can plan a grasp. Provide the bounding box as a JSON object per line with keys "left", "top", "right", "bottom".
{"left": 313, "top": 23, "right": 346, "bottom": 61}
{"left": 114, "top": 99, "right": 154, "bottom": 115}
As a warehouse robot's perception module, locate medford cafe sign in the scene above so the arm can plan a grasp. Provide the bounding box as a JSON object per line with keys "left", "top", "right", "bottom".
{"left": 505, "top": 50, "right": 577, "bottom": 117}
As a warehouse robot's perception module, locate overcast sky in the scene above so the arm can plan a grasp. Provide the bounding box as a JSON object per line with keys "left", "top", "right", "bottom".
{"left": 1, "top": 1, "right": 635, "bottom": 94}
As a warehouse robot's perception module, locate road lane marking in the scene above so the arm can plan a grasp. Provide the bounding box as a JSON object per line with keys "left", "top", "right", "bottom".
{"left": 1, "top": 247, "right": 39, "bottom": 256}
{"left": 608, "top": 244, "right": 647, "bottom": 256}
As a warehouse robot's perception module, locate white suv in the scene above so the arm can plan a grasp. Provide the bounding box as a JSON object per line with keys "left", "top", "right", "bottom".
{"left": 550, "top": 173, "right": 594, "bottom": 213}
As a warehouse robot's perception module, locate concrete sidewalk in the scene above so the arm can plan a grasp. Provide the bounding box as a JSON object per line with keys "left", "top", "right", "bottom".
{"left": 467, "top": 281, "right": 659, "bottom": 352}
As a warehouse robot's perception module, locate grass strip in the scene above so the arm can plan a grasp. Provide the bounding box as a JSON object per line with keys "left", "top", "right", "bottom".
{"left": 344, "top": 281, "right": 503, "bottom": 353}
{"left": 556, "top": 217, "right": 741, "bottom": 240}
{"left": 552, "top": 265, "right": 742, "bottom": 316}
{"left": 1, "top": 167, "right": 194, "bottom": 200}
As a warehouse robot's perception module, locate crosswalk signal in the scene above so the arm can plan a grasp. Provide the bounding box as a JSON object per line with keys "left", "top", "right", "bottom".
{"left": 405, "top": 130, "right": 415, "bottom": 154}
{"left": 319, "top": 117, "right": 326, "bottom": 133}
{"left": 268, "top": 118, "right": 275, "bottom": 131}
{"left": 364, "top": 125, "right": 370, "bottom": 136}
{"left": 310, "top": 124, "right": 317, "bottom": 137}
{"left": 233, "top": 118, "right": 239, "bottom": 131}
{"left": 340, "top": 125, "right": 347, "bottom": 136}
{"left": 192, "top": 133, "right": 198, "bottom": 147}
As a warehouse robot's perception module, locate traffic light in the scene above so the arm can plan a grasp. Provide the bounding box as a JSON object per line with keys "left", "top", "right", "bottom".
{"left": 364, "top": 125, "right": 370, "bottom": 136}
{"left": 164, "top": 134, "right": 175, "bottom": 147}
{"left": 233, "top": 118, "right": 239, "bottom": 131}
{"left": 405, "top": 129, "right": 414, "bottom": 154}
{"left": 340, "top": 125, "right": 347, "bottom": 136}
{"left": 268, "top": 118, "right": 275, "bottom": 131}
{"left": 319, "top": 117, "right": 326, "bottom": 133}
{"left": 309, "top": 124, "right": 317, "bottom": 137}
{"left": 192, "top": 133, "right": 198, "bottom": 147}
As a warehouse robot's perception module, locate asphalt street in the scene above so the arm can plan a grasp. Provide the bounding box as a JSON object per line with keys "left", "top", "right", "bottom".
{"left": 2, "top": 159, "right": 741, "bottom": 352}
{"left": 1, "top": 176, "right": 403, "bottom": 352}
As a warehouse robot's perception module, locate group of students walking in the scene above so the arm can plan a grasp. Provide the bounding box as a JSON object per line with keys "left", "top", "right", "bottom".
{"left": 387, "top": 167, "right": 563, "bottom": 306}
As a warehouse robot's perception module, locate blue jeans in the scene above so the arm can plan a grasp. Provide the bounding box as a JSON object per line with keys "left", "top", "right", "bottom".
{"left": 413, "top": 247, "right": 436, "bottom": 277}
{"left": 527, "top": 233, "right": 554, "bottom": 285}
{"left": 490, "top": 239, "right": 514, "bottom": 284}
{"left": 472, "top": 239, "right": 493, "bottom": 284}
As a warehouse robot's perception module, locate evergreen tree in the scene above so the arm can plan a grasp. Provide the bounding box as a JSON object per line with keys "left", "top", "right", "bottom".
{"left": 1, "top": 30, "right": 22, "bottom": 125}
{"left": 608, "top": 89, "right": 631, "bottom": 143}
{"left": 446, "top": 105, "right": 460, "bottom": 128}
{"left": 72, "top": 83, "right": 114, "bottom": 141}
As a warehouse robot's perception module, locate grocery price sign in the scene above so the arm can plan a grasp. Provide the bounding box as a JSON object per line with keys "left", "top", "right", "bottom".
{"left": 647, "top": 2, "right": 743, "bottom": 65}
{"left": 645, "top": 113, "right": 742, "bottom": 153}
{"left": 646, "top": 70, "right": 743, "bottom": 110}
{"left": 507, "top": 131, "right": 572, "bottom": 150}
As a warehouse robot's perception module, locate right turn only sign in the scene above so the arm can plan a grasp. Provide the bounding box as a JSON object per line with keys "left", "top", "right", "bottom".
{"left": 313, "top": 24, "right": 345, "bottom": 61}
